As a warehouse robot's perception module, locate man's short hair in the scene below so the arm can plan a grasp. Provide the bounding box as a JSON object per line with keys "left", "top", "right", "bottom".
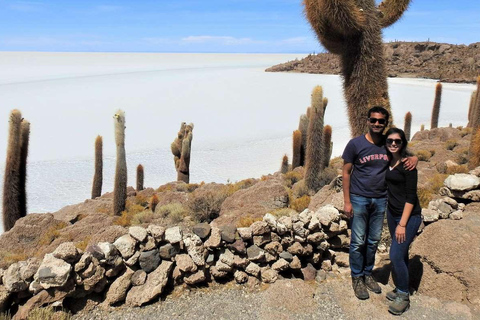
{"left": 367, "top": 106, "right": 389, "bottom": 123}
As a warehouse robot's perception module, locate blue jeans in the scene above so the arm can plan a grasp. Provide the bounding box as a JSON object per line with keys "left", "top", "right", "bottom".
{"left": 387, "top": 210, "right": 422, "bottom": 293}
{"left": 349, "top": 194, "right": 387, "bottom": 277}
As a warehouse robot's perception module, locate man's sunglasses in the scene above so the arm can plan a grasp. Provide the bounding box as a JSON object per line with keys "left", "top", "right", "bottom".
{"left": 368, "top": 117, "right": 387, "bottom": 125}
{"left": 386, "top": 138, "right": 403, "bottom": 145}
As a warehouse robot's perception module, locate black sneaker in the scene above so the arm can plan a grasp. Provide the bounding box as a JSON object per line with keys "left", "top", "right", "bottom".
{"left": 364, "top": 275, "right": 381, "bottom": 294}
{"left": 386, "top": 288, "right": 398, "bottom": 301}
{"left": 352, "top": 276, "right": 369, "bottom": 300}
{"left": 388, "top": 291, "right": 410, "bottom": 315}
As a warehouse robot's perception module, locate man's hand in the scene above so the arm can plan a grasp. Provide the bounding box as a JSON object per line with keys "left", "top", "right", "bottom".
{"left": 402, "top": 156, "right": 418, "bottom": 171}
{"left": 344, "top": 202, "right": 353, "bottom": 218}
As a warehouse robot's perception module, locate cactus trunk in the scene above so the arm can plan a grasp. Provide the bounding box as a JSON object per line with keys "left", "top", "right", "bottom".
{"left": 136, "top": 164, "right": 144, "bottom": 191}
{"left": 292, "top": 130, "right": 302, "bottom": 169}
{"left": 404, "top": 112, "right": 412, "bottom": 141}
{"left": 321, "top": 125, "right": 332, "bottom": 168}
{"left": 171, "top": 122, "right": 193, "bottom": 183}
{"left": 91, "top": 135, "right": 103, "bottom": 199}
{"left": 113, "top": 110, "right": 127, "bottom": 216}
{"left": 281, "top": 155, "right": 289, "bottom": 174}
{"left": 430, "top": 82, "right": 442, "bottom": 129}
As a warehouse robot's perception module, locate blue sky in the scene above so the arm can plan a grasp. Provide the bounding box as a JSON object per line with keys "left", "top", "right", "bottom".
{"left": 0, "top": 0, "right": 479, "bottom": 53}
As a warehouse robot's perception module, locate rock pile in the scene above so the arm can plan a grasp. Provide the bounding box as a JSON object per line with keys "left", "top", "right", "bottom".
{"left": 0, "top": 205, "right": 350, "bottom": 319}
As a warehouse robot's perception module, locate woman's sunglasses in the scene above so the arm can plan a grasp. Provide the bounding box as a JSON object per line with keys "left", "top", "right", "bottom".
{"left": 368, "top": 117, "right": 387, "bottom": 125}
{"left": 386, "top": 138, "right": 403, "bottom": 145}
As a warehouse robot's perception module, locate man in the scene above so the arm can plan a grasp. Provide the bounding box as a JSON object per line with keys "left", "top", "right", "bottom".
{"left": 342, "top": 106, "right": 416, "bottom": 300}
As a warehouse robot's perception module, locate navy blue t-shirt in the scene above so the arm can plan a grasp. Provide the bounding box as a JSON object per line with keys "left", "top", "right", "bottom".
{"left": 342, "top": 135, "right": 388, "bottom": 198}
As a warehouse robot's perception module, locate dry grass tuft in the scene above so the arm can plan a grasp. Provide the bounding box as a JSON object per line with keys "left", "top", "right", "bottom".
{"left": 416, "top": 150, "right": 432, "bottom": 161}
{"left": 156, "top": 203, "right": 188, "bottom": 223}
{"left": 284, "top": 171, "right": 304, "bottom": 188}
{"left": 38, "top": 221, "right": 69, "bottom": 246}
{"left": 74, "top": 236, "right": 91, "bottom": 252}
{"left": 289, "top": 195, "right": 311, "bottom": 212}
{"left": 445, "top": 139, "right": 458, "bottom": 151}
{"left": 237, "top": 215, "right": 263, "bottom": 228}
{"left": 418, "top": 173, "right": 448, "bottom": 207}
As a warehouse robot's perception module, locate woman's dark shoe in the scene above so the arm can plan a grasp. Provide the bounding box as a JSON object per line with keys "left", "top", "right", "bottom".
{"left": 364, "top": 275, "right": 381, "bottom": 294}
{"left": 386, "top": 288, "right": 398, "bottom": 301}
{"left": 352, "top": 276, "right": 369, "bottom": 300}
{"left": 388, "top": 291, "right": 410, "bottom": 315}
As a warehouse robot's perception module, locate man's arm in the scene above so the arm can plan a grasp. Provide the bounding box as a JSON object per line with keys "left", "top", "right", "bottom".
{"left": 402, "top": 156, "right": 418, "bottom": 171}
{"left": 342, "top": 161, "right": 354, "bottom": 218}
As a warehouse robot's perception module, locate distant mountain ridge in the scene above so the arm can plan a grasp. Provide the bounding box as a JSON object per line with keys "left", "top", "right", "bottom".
{"left": 266, "top": 41, "right": 480, "bottom": 83}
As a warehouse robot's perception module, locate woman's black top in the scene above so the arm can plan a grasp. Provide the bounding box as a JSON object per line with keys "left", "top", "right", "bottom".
{"left": 385, "top": 164, "right": 422, "bottom": 217}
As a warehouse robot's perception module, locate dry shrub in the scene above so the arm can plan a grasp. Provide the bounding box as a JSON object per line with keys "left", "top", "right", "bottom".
{"left": 237, "top": 215, "right": 263, "bottom": 228}
{"left": 446, "top": 165, "right": 469, "bottom": 174}
{"left": 318, "top": 167, "right": 338, "bottom": 188}
{"left": 134, "top": 194, "right": 149, "bottom": 206}
{"left": 0, "top": 250, "right": 28, "bottom": 266}
{"left": 114, "top": 201, "right": 144, "bottom": 227}
{"left": 270, "top": 208, "right": 297, "bottom": 218}
{"left": 460, "top": 127, "right": 472, "bottom": 137}
{"left": 284, "top": 170, "right": 304, "bottom": 188}
{"left": 418, "top": 187, "right": 433, "bottom": 208}
{"left": 186, "top": 189, "right": 228, "bottom": 222}
{"left": 176, "top": 183, "right": 203, "bottom": 193}
{"left": 292, "top": 179, "right": 309, "bottom": 198}
{"left": 418, "top": 173, "right": 448, "bottom": 207}
{"left": 131, "top": 210, "right": 155, "bottom": 225}
{"left": 74, "top": 236, "right": 91, "bottom": 252}
{"left": 0, "top": 312, "right": 11, "bottom": 320}
{"left": 429, "top": 149, "right": 436, "bottom": 156}
{"left": 226, "top": 178, "right": 257, "bottom": 196}
{"left": 156, "top": 184, "right": 174, "bottom": 193}
{"left": 290, "top": 195, "right": 311, "bottom": 212}
{"left": 95, "top": 207, "right": 110, "bottom": 214}
{"left": 156, "top": 203, "right": 187, "bottom": 224}
{"left": 28, "top": 306, "right": 72, "bottom": 320}
{"left": 38, "top": 221, "right": 69, "bottom": 246}
{"left": 416, "top": 150, "right": 432, "bottom": 161}
{"left": 457, "top": 147, "right": 469, "bottom": 165}
{"left": 445, "top": 139, "right": 458, "bottom": 151}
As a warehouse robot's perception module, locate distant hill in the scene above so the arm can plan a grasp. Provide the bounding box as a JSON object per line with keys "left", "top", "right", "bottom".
{"left": 266, "top": 42, "right": 480, "bottom": 84}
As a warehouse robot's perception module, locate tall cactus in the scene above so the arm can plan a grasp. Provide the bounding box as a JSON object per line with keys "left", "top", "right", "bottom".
{"left": 469, "top": 77, "right": 480, "bottom": 169}
{"left": 305, "top": 86, "right": 327, "bottom": 192}
{"left": 404, "top": 112, "right": 412, "bottom": 141}
{"left": 431, "top": 82, "right": 442, "bottom": 129}
{"left": 468, "top": 90, "right": 477, "bottom": 128}
{"left": 19, "top": 120, "right": 30, "bottom": 219}
{"left": 298, "top": 112, "right": 309, "bottom": 166}
{"left": 321, "top": 125, "right": 332, "bottom": 169}
{"left": 136, "top": 164, "right": 144, "bottom": 191}
{"left": 3, "top": 110, "right": 23, "bottom": 231}
{"left": 113, "top": 110, "right": 127, "bottom": 216}
{"left": 303, "top": 0, "right": 411, "bottom": 137}
{"left": 292, "top": 130, "right": 302, "bottom": 169}
{"left": 281, "top": 155, "right": 289, "bottom": 174}
{"left": 171, "top": 122, "right": 194, "bottom": 183}
{"left": 91, "top": 135, "right": 103, "bottom": 199}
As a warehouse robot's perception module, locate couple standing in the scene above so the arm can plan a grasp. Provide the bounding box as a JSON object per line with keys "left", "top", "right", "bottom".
{"left": 342, "top": 106, "right": 422, "bottom": 315}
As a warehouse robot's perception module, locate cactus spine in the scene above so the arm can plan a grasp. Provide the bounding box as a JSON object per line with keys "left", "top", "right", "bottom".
{"left": 281, "top": 155, "right": 289, "bottom": 174}
{"left": 292, "top": 130, "right": 302, "bottom": 169}
{"left": 431, "top": 82, "right": 442, "bottom": 129}
{"left": 303, "top": 0, "right": 411, "bottom": 137}
{"left": 136, "top": 164, "right": 144, "bottom": 191}
{"left": 305, "top": 86, "right": 327, "bottom": 192}
{"left": 404, "top": 112, "right": 412, "bottom": 141}
{"left": 3, "top": 110, "right": 24, "bottom": 231}
{"left": 91, "top": 135, "right": 103, "bottom": 199}
{"left": 321, "top": 125, "right": 332, "bottom": 169}
{"left": 113, "top": 110, "right": 127, "bottom": 216}
{"left": 171, "top": 122, "right": 194, "bottom": 183}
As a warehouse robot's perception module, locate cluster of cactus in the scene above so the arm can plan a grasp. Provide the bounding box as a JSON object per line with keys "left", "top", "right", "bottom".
{"left": 2, "top": 110, "right": 30, "bottom": 231}
{"left": 303, "top": 0, "right": 411, "bottom": 137}
{"left": 404, "top": 112, "right": 412, "bottom": 141}
{"left": 113, "top": 110, "right": 127, "bottom": 216}
{"left": 171, "top": 122, "right": 194, "bottom": 183}
{"left": 468, "top": 77, "right": 480, "bottom": 168}
{"left": 431, "top": 82, "right": 443, "bottom": 129}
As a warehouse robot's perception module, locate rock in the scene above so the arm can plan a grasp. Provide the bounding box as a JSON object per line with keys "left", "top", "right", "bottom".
{"left": 192, "top": 223, "right": 211, "bottom": 239}
{"left": 165, "top": 226, "right": 183, "bottom": 244}
{"left": 462, "top": 190, "right": 480, "bottom": 201}
{"left": 105, "top": 268, "right": 134, "bottom": 305}
{"left": 34, "top": 254, "right": 72, "bottom": 290}
{"left": 158, "top": 244, "right": 180, "bottom": 260}
{"left": 204, "top": 227, "right": 222, "bottom": 248}
{"left": 260, "top": 267, "right": 278, "bottom": 283}
{"left": 233, "top": 256, "right": 249, "bottom": 269}
{"left": 237, "top": 227, "right": 253, "bottom": 240}
{"left": 276, "top": 222, "right": 288, "bottom": 235}
{"left": 329, "top": 235, "right": 349, "bottom": 249}
{"left": 97, "top": 242, "right": 121, "bottom": 265}
{"left": 219, "top": 249, "right": 235, "bottom": 267}
{"left": 263, "top": 213, "right": 277, "bottom": 229}
{"left": 125, "top": 260, "right": 173, "bottom": 307}
{"left": 450, "top": 210, "right": 463, "bottom": 220}
{"left": 444, "top": 174, "right": 480, "bottom": 191}
{"left": 272, "top": 259, "right": 290, "bottom": 272}
{"left": 131, "top": 270, "right": 147, "bottom": 286}
{"left": 0, "top": 285, "right": 10, "bottom": 312}
{"left": 183, "top": 233, "right": 206, "bottom": 266}
{"left": 129, "top": 226, "right": 148, "bottom": 242}
{"left": 278, "top": 216, "right": 293, "bottom": 230}
{"left": 105, "top": 256, "right": 125, "bottom": 278}
{"left": 85, "top": 244, "right": 105, "bottom": 261}
{"left": 15, "top": 285, "right": 73, "bottom": 320}
{"left": 175, "top": 254, "right": 197, "bottom": 273}
{"left": 316, "top": 205, "right": 340, "bottom": 226}
{"left": 147, "top": 225, "right": 165, "bottom": 242}
{"left": 220, "top": 225, "right": 237, "bottom": 243}
{"left": 215, "top": 260, "right": 233, "bottom": 272}
{"left": 228, "top": 239, "right": 246, "bottom": 254}
{"left": 316, "top": 270, "right": 327, "bottom": 283}
{"left": 139, "top": 249, "right": 161, "bottom": 273}
{"left": 321, "top": 260, "right": 332, "bottom": 271}
{"left": 74, "top": 253, "right": 92, "bottom": 273}
{"left": 422, "top": 208, "right": 440, "bottom": 223}
{"left": 125, "top": 251, "right": 140, "bottom": 267}
{"left": 293, "top": 221, "right": 309, "bottom": 238}
{"left": 247, "top": 245, "right": 265, "bottom": 262}
{"left": 4, "top": 262, "right": 29, "bottom": 292}
{"left": 253, "top": 234, "right": 271, "bottom": 247}
{"left": 279, "top": 252, "right": 293, "bottom": 262}
{"left": 298, "top": 209, "right": 312, "bottom": 225}
{"left": 301, "top": 263, "right": 317, "bottom": 281}
{"left": 245, "top": 262, "right": 261, "bottom": 277}
{"left": 264, "top": 241, "right": 283, "bottom": 255}
{"left": 113, "top": 234, "right": 137, "bottom": 259}
{"left": 210, "top": 267, "right": 229, "bottom": 279}
{"left": 307, "top": 232, "right": 326, "bottom": 243}
{"left": 184, "top": 270, "right": 206, "bottom": 285}
{"left": 334, "top": 252, "right": 350, "bottom": 268}
{"left": 234, "top": 270, "right": 249, "bottom": 284}
{"left": 290, "top": 256, "right": 301, "bottom": 270}
{"left": 52, "top": 242, "right": 80, "bottom": 264}
{"left": 287, "top": 242, "right": 304, "bottom": 256}
{"left": 140, "top": 236, "right": 157, "bottom": 251}
{"left": 251, "top": 221, "right": 270, "bottom": 235}
{"left": 83, "top": 265, "right": 106, "bottom": 292}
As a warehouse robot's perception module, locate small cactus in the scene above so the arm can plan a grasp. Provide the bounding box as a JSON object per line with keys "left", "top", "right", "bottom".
{"left": 298, "top": 111, "right": 309, "bottom": 166}
{"left": 113, "top": 110, "right": 127, "bottom": 216}
{"left": 91, "top": 135, "right": 103, "bottom": 199}
{"left": 404, "top": 112, "right": 412, "bottom": 141}
{"left": 431, "top": 82, "right": 442, "bottom": 129}
{"left": 420, "top": 124, "right": 425, "bottom": 131}
{"left": 150, "top": 194, "right": 159, "bottom": 212}
{"left": 292, "top": 130, "right": 302, "bottom": 169}
{"left": 281, "top": 155, "right": 289, "bottom": 174}
{"left": 321, "top": 125, "right": 332, "bottom": 169}
{"left": 136, "top": 164, "right": 144, "bottom": 191}
{"left": 171, "top": 122, "right": 194, "bottom": 183}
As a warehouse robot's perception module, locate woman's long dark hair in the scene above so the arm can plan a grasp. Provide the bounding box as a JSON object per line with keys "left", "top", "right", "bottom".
{"left": 385, "top": 127, "right": 408, "bottom": 159}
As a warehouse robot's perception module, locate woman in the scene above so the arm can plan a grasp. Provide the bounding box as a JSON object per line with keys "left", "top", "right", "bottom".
{"left": 384, "top": 128, "right": 422, "bottom": 316}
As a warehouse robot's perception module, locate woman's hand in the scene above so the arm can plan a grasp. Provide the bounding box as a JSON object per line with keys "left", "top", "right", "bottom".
{"left": 395, "top": 225, "right": 406, "bottom": 244}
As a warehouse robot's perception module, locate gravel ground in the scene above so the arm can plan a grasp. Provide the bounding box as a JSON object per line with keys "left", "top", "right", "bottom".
{"left": 71, "top": 275, "right": 479, "bottom": 320}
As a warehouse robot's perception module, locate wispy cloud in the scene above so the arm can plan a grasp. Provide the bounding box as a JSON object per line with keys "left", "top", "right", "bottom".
{"left": 8, "top": 1, "right": 45, "bottom": 12}
{"left": 180, "top": 36, "right": 263, "bottom": 46}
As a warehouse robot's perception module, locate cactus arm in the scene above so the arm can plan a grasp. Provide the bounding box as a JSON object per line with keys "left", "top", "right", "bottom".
{"left": 377, "top": 0, "right": 411, "bottom": 28}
